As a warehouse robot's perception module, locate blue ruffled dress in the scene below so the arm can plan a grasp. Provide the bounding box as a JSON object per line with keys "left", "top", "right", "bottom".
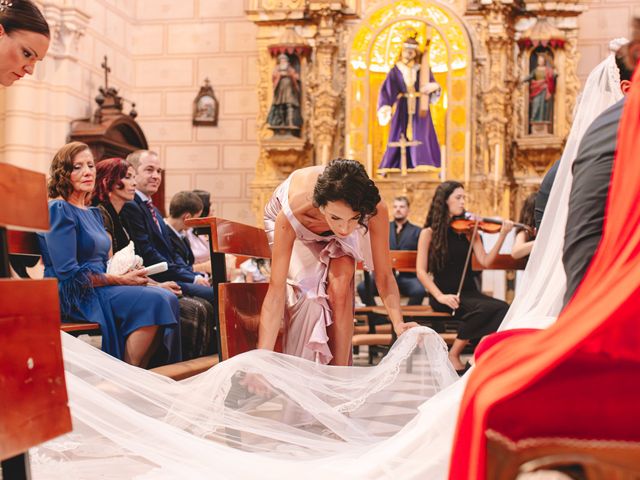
{"left": 39, "top": 200, "right": 181, "bottom": 363}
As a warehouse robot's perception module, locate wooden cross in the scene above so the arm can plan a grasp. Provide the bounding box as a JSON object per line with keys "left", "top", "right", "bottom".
{"left": 388, "top": 134, "right": 422, "bottom": 176}
{"left": 101, "top": 55, "right": 111, "bottom": 90}
{"left": 399, "top": 88, "right": 421, "bottom": 141}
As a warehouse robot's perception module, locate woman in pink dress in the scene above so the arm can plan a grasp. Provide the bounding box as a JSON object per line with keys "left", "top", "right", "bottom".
{"left": 260, "top": 159, "right": 417, "bottom": 366}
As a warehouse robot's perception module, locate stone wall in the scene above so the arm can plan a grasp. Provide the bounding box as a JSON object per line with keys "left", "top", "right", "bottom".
{"left": 577, "top": 0, "right": 640, "bottom": 84}
{"left": 134, "top": 0, "right": 259, "bottom": 221}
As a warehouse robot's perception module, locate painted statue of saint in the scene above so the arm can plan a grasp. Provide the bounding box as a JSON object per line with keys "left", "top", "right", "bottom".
{"left": 377, "top": 36, "right": 441, "bottom": 170}
{"left": 267, "top": 53, "right": 302, "bottom": 137}
{"left": 523, "top": 53, "right": 557, "bottom": 128}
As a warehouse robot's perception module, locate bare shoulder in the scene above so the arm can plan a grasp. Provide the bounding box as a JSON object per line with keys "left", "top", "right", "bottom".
{"left": 419, "top": 227, "right": 433, "bottom": 240}
{"left": 288, "top": 166, "right": 323, "bottom": 210}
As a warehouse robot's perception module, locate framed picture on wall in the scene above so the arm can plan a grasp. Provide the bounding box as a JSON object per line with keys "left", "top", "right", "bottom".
{"left": 193, "top": 78, "right": 219, "bottom": 127}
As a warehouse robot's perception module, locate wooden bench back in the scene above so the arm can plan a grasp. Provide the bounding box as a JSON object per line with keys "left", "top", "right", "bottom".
{"left": 472, "top": 254, "right": 527, "bottom": 271}
{"left": 389, "top": 250, "right": 527, "bottom": 273}
{"left": 0, "top": 164, "right": 72, "bottom": 473}
{"left": 0, "top": 279, "right": 72, "bottom": 460}
{"left": 185, "top": 216, "right": 280, "bottom": 361}
{"left": 390, "top": 250, "right": 417, "bottom": 272}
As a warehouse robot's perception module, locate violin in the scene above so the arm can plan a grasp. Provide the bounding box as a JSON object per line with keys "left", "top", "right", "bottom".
{"left": 450, "top": 212, "right": 533, "bottom": 235}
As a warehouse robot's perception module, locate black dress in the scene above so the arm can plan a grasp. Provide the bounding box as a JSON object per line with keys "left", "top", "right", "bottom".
{"left": 429, "top": 228, "right": 508, "bottom": 340}
{"left": 98, "top": 201, "right": 216, "bottom": 359}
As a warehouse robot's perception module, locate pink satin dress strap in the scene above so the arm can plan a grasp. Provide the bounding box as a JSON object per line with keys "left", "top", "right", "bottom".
{"left": 263, "top": 175, "right": 373, "bottom": 364}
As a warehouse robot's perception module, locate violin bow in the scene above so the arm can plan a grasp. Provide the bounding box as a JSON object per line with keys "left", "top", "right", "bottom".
{"left": 452, "top": 218, "right": 480, "bottom": 317}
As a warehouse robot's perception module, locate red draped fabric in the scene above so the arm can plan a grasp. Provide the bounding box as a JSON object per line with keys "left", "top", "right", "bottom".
{"left": 449, "top": 66, "right": 640, "bottom": 479}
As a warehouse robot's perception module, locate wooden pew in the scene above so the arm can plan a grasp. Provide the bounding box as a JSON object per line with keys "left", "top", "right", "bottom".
{"left": 8, "top": 229, "right": 101, "bottom": 335}
{"left": 185, "top": 216, "right": 282, "bottom": 361}
{"left": 0, "top": 163, "right": 72, "bottom": 478}
{"left": 472, "top": 254, "right": 527, "bottom": 302}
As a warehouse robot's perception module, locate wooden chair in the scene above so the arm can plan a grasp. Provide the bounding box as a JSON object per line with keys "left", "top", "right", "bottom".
{"left": 185, "top": 216, "right": 282, "bottom": 361}
{"left": 486, "top": 430, "right": 640, "bottom": 480}
{"left": 0, "top": 163, "right": 72, "bottom": 478}
{"left": 472, "top": 253, "right": 528, "bottom": 301}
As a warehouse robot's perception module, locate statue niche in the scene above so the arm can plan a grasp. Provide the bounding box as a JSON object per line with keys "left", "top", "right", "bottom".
{"left": 522, "top": 47, "right": 557, "bottom": 135}
{"left": 267, "top": 52, "right": 303, "bottom": 137}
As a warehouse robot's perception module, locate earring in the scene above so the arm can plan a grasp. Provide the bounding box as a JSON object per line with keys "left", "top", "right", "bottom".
{"left": 0, "top": 1, "right": 13, "bottom": 13}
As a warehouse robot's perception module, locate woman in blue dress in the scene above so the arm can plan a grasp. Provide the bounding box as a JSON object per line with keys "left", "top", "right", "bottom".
{"left": 39, "top": 142, "right": 181, "bottom": 367}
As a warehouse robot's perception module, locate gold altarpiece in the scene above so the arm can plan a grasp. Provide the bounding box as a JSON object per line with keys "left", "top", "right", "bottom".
{"left": 247, "top": 0, "right": 585, "bottom": 226}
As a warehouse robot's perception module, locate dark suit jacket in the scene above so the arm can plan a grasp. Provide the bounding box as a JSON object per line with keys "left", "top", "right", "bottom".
{"left": 563, "top": 98, "right": 625, "bottom": 306}
{"left": 390, "top": 221, "right": 422, "bottom": 278}
{"left": 166, "top": 226, "right": 195, "bottom": 268}
{"left": 121, "top": 194, "right": 196, "bottom": 283}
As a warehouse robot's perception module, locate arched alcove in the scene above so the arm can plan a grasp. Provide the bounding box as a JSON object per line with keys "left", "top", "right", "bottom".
{"left": 346, "top": 0, "right": 474, "bottom": 181}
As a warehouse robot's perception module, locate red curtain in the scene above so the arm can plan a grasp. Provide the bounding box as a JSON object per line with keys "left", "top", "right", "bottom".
{"left": 449, "top": 65, "right": 640, "bottom": 479}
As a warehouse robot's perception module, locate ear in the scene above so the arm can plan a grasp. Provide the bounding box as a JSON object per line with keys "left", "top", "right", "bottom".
{"left": 621, "top": 80, "right": 632, "bottom": 95}
{"left": 0, "top": 24, "right": 5, "bottom": 38}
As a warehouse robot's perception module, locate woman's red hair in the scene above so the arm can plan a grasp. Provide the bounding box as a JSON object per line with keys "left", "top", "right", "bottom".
{"left": 93, "top": 158, "right": 132, "bottom": 203}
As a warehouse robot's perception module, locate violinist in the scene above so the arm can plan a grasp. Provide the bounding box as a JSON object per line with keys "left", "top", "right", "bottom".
{"left": 511, "top": 191, "right": 538, "bottom": 259}
{"left": 416, "top": 181, "right": 513, "bottom": 372}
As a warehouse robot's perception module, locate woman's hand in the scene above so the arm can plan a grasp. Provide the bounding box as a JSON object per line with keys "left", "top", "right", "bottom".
{"left": 500, "top": 220, "right": 514, "bottom": 235}
{"left": 119, "top": 269, "right": 149, "bottom": 286}
{"left": 240, "top": 372, "right": 273, "bottom": 398}
{"left": 436, "top": 293, "right": 459, "bottom": 310}
{"left": 394, "top": 321, "right": 420, "bottom": 336}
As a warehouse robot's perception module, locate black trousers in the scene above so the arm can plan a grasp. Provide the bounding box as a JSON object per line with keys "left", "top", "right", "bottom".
{"left": 430, "top": 290, "right": 508, "bottom": 340}
{"left": 357, "top": 273, "right": 426, "bottom": 306}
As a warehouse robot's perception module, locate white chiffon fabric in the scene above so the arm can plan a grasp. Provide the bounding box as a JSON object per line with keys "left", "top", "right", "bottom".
{"left": 31, "top": 45, "right": 625, "bottom": 479}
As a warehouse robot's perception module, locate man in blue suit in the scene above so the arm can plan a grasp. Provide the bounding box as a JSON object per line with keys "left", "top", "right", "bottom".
{"left": 357, "top": 196, "right": 426, "bottom": 306}
{"left": 121, "top": 150, "right": 214, "bottom": 304}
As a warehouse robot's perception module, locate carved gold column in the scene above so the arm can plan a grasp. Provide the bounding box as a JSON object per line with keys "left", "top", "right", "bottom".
{"left": 472, "top": 0, "right": 518, "bottom": 218}
{"left": 308, "top": 2, "right": 346, "bottom": 166}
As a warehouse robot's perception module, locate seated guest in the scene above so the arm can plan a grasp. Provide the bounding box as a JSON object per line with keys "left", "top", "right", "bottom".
{"left": 563, "top": 43, "right": 636, "bottom": 306}
{"left": 164, "top": 191, "right": 204, "bottom": 268}
{"left": 240, "top": 258, "right": 271, "bottom": 283}
{"left": 39, "top": 142, "right": 181, "bottom": 367}
{"left": 357, "top": 196, "right": 426, "bottom": 306}
{"left": 121, "top": 150, "right": 214, "bottom": 304}
{"left": 184, "top": 189, "right": 213, "bottom": 275}
{"left": 94, "top": 162, "right": 215, "bottom": 359}
{"left": 416, "top": 181, "right": 512, "bottom": 372}
{"left": 511, "top": 191, "right": 537, "bottom": 259}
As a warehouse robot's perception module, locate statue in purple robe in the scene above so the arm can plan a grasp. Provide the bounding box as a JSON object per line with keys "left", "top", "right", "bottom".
{"left": 377, "top": 37, "right": 442, "bottom": 171}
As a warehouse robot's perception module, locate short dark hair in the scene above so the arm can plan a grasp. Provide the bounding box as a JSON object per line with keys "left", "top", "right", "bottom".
{"left": 93, "top": 158, "right": 132, "bottom": 204}
{"left": 47, "top": 142, "right": 91, "bottom": 200}
{"left": 169, "top": 191, "right": 203, "bottom": 218}
{"left": 615, "top": 46, "right": 634, "bottom": 82}
{"left": 0, "top": 0, "right": 50, "bottom": 38}
{"left": 312, "top": 158, "right": 381, "bottom": 231}
{"left": 192, "top": 189, "right": 211, "bottom": 217}
{"left": 393, "top": 196, "right": 410, "bottom": 207}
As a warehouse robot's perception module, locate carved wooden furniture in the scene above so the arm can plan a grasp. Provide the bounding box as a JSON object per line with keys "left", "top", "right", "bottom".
{"left": 0, "top": 163, "right": 72, "bottom": 479}
{"left": 68, "top": 56, "right": 164, "bottom": 212}
{"left": 185, "top": 216, "right": 282, "bottom": 361}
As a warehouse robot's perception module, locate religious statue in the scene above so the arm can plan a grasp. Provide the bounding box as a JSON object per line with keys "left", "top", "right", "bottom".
{"left": 377, "top": 36, "right": 442, "bottom": 172}
{"left": 523, "top": 51, "right": 557, "bottom": 134}
{"left": 267, "top": 53, "right": 302, "bottom": 137}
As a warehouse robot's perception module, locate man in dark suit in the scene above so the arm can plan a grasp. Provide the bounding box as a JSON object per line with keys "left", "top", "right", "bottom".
{"left": 121, "top": 150, "right": 214, "bottom": 304}
{"left": 164, "top": 191, "right": 201, "bottom": 269}
{"left": 357, "top": 196, "right": 426, "bottom": 306}
{"left": 563, "top": 44, "right": 636, "bottom": 307}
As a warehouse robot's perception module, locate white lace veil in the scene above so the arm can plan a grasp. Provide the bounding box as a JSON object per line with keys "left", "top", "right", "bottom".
{"left": 32, "top": 44, "right": 626, "bottom": 480}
